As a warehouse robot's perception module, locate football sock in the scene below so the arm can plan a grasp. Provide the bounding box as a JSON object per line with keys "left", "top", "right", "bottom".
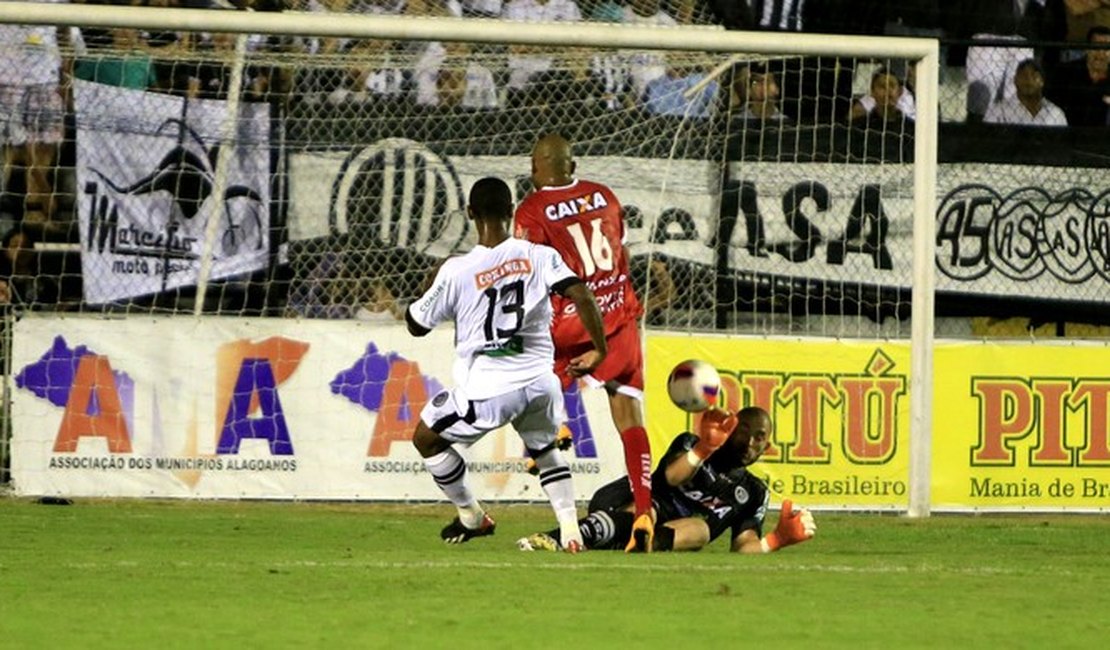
{"left": 577, "top": 510, "right": 635, "bottom": 550}
{"left": 423, "top": 448, "right": 483, "bottom": 527}
{"left": 619, "top": 426, "right": 653, "bottom": 517}
{"left": 532, "top": 448, "right": 578, "bottom": 531}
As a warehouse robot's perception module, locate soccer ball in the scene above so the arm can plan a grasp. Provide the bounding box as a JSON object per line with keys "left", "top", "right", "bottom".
{"left": 666, "top": 359, "right": 721, "bottom": 413}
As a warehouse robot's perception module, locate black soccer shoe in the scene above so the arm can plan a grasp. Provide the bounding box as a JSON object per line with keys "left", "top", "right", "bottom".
{"left": 440, "top": 514, "right": 496, "bottom": 544}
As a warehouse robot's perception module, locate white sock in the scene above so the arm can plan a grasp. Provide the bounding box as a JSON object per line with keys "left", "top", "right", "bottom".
{"left": 423, "top": 448, "right": 483, "bottom": 527}
{"left": 533, "top": 449, "right": 579, "bottom": 544}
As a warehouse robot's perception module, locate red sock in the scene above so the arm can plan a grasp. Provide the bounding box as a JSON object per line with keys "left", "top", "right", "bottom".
{"left": 619, "top": 426, "right": 653, "bottom": 517}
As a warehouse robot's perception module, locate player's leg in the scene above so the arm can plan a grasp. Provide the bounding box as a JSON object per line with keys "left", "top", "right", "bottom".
{"left": 552, "top": 325, "right": 653, "bottom": 551}
{"left": 514, "top": 372, "right": 582, "bottom": 553}
{"left": 598, "top": 325, "right": 654, "bottom": 552}
{"left": 518, "top": 476, "right": 636, "bottom": 551}
{"left": 413, "top": 389, "right": 494, "bottom": 543}
{"left": 576, "top": 476, "right": 635, "bottom": 550}
{"left": 656, "top": 518, "right": 711, "bottom": 552}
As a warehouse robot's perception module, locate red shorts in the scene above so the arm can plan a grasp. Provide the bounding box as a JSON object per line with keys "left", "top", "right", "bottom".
{"left": 554, "top": 322, "right": 644, "bottom": 397}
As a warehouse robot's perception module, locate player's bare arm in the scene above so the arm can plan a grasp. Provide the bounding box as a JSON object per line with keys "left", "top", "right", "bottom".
{"left": 559, "top": 281, "right": 607, "bottom": 376}
{"left": 730, "top": 528, "right": 765, "bottom": 554}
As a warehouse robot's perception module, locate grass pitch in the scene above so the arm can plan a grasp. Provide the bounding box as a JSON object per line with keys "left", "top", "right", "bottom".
{"left": 1, "top": 498, "right": 1107, "bottom": 649}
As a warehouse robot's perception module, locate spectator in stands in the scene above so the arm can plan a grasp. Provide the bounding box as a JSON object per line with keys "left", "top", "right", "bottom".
{"left": 188, "top": 31, "right": 279, "bottom": 101}
{"left": 582, "top": 0, "right": 624, "bottom": 22}
{"left": 621, "top": 0, "right": 678, "bottom": 101}
{"left": 349, "top": 39, "right": 406, "bottom": 101}
{"left": 502, "top": 0, "right": 584, "bottom": 101}
{"left": 1063, "top": 0, "right": 1110, "bottom": 43}
{"left": 722, "top": 1, "right": 857, "bottom": 123}
{"left": 944, "top": 0, "right": 1041, "bottom": 122}
{"left": 730, "top": 61, "right": 790, "bottom": 123}
{"left": 643, "top": 64, "right": 717, "bottom": 117}
{"left": 415, "top": 41, "right": 501, "bottom": 109}
{"left": 0, "top": 225, "right": 42, "bottom": 307}
{"left": 460, "top": 0, "right": 501, "bottom": 17}
{"left": 285, "top": 247, "right": 404, "bottom": 321}
{"left": 850, "top": 62, "right": 917, "bottom": 121}
{"left": 1046, "top": 25, "right": 1110, "bottom": 125}
{"left": 0, "top": 0, "right": 67, "bottom": 226}
{"left": 746, "top": 0, "right": 805, "bottom": 31}
{"left": 704, "top": 0, "right": 754, "bottom": 29}
{"left": 984, "top": 58, "right": 1069, "bottom": 125}
{"left": 852, "top": 68, "right": 914, "bottom": 128}
{"left": 73, "top": 4, "right": 159, "bottom": 91}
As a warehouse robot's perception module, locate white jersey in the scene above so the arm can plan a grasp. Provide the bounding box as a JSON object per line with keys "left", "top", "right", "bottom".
{"left": 984, "top": 97, "right": 1067, "bottom": 127}
{"left": 408, "top": 237, "right": 579, "bottom": 400}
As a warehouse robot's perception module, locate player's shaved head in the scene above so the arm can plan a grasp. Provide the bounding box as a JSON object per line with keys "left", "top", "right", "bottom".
{"left": 737, "top": 406, "right": 771, "bottom": 429}
{"left": 730, "top": 406, "right": 773, "bottom": 467}
{"left": 531, "top": 133, "right": 576, "bottom": 189}
{"left": 468, "top": 176, "right": 513, "bottom": 221}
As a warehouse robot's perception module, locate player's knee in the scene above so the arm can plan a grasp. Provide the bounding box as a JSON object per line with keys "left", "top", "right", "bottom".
{"left": 412, "top": 423, "right": 445, "bottom": 458}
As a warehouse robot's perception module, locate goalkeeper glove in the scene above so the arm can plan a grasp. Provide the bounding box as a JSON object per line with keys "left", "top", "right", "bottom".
{"left": 690, "top": 407, "right": 738, "bottom": 462}
{"left": 761, "top": 500, "right": 816, "bottom": 553}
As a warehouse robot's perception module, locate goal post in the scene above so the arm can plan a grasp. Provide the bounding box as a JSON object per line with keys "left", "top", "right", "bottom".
{"left": 0, "top": 3, "right": 939, "bottom": 514}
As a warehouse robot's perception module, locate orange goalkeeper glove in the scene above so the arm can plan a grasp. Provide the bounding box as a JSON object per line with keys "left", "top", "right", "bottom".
{"left": 761, "top": 500, "right": 816, "bottom": 553}
{"left": 690, "top": 407, "right": 738, "bottom": 462}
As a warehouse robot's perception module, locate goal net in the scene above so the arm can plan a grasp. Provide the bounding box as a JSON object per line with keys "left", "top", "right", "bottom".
{"left": 0, "top": 5, "right": 939, "bottom": 327}
{"left": 0, "top": 4, "right": 939, "bottom": 513}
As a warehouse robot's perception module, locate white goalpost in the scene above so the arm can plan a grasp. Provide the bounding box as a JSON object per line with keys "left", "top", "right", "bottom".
{"left": 0, "top": 3, "right": 938, "bottom": 515}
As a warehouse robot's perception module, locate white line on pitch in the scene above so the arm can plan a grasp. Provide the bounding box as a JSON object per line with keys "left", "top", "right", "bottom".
{"left": 51, "top": 559, "right": 1047, "bottom": 577}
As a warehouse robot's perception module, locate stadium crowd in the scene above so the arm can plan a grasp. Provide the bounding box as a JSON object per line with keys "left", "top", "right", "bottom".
{"left": 1, "top": 0, "right": 1109, "bottom": 314}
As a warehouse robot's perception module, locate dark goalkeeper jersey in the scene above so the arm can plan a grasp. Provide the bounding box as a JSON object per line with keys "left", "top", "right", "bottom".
{"left": 652, "top": 432, "right": 770, "bottom": 543}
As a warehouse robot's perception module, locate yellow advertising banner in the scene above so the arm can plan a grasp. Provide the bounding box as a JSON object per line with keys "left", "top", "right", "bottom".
{"left": 647, "top": 334, "right": 911, "bottom": 509}
{"left": 933, "top": 341, "right": 1110, "bottom": 510}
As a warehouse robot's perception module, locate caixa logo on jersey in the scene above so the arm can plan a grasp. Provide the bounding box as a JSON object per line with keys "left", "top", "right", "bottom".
{"left": 84, "top": 118, "right": 266, "bottom": 261}
{"left": 936, "top": 185, "right": 1110, "bottom": 285}
{"left": 330, "top": 138, "right": 469, "bottom": 256}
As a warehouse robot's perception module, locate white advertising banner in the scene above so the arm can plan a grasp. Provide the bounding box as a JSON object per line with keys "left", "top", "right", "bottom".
{"left": 75, "top": 80, "right": 271, "bottom": 304}
{"left": 288, "top": 142, "right": 1110, "bottom": 303}
{"left": 10, "top": 316, "right": 625, "bottom": 499}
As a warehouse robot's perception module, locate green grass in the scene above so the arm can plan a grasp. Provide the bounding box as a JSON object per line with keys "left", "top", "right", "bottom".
{"left": 1, "top": 499, "right": 1108, "bottom": 649}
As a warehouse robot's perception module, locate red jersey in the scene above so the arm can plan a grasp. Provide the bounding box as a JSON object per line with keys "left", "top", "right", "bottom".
{"left": 513, "top": 178, "right": 643, "bottom": 348}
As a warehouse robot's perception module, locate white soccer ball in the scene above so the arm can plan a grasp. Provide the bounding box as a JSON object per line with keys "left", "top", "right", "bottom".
{"left": 666, "top": 359, "right": 722, "bottom": 413}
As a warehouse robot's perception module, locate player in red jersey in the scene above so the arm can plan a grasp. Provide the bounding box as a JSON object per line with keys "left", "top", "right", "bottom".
{"left": 513, "top": 133, "right": 655, "bottom": 552}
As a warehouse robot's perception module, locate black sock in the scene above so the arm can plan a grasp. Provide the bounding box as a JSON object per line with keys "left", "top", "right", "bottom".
{"left": 574, "top": 510, "right": 635, "bottom": 550}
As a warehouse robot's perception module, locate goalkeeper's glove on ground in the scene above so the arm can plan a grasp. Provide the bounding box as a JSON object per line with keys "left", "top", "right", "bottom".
{"left": 761, "top": 500, "right": 816, "bottom": 553}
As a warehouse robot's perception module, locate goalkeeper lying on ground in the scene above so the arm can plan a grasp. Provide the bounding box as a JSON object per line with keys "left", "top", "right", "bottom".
{"left": 518, "top": 406, "right": 816, "bottom": 553}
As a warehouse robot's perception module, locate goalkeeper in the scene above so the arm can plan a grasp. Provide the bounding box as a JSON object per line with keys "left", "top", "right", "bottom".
{"left": 518, "top": 406, "right": 816, "bottom": 553}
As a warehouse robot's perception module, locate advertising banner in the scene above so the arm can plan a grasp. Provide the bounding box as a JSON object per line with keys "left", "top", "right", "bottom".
{"left": 932, "top": 341, "right": 1110, "bottom": 511}
{"left": 646, "top": 334, "right": 912, "bottom": 510}
{"left": 74, "top": 81, "right": 271, "bottom": 304}
{"left": 289, "top": 144, "right": 1110, "bottom": 305}
{"left": 16, "top": 317, "right": 1108, "bottom": 510}
{"left": 10, "top": 316, "right": 625, "bottom": 500}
